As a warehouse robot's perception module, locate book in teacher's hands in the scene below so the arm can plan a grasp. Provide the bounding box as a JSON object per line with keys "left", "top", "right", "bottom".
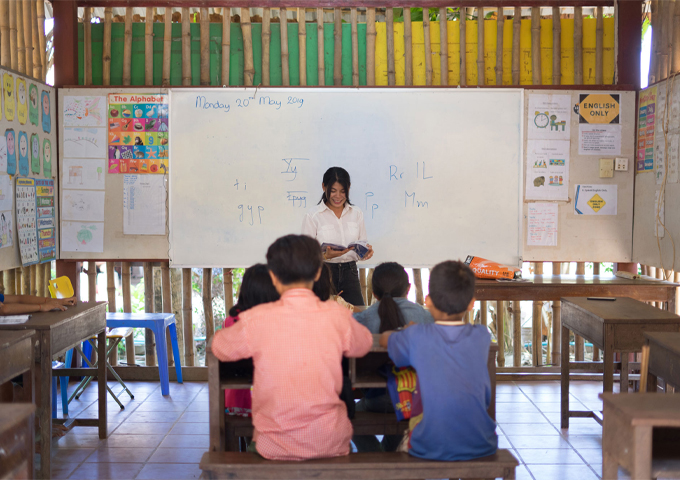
{"left": 321, "top": 241, "right": 370, "bottom": 259}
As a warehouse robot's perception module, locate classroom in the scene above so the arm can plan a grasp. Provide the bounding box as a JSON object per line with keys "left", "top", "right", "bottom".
{"left": 0, "top": 1, "right": 678, "bottom": 480}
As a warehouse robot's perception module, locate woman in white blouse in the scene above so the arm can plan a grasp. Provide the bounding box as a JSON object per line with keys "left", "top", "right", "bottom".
{"left": 302, "top": 167, "right": 374, "bottom": 306}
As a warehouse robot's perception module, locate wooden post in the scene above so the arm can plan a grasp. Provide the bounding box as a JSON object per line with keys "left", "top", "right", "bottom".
{"left": 203, "top": 268, "right": 214, "bottom": 343}
{"left": 261, "top": 9, "right": 270, "bottom": 86}
{"left": 106, "top": 262, "right": 116, "bottom": 312}
{"left": 241, "top": 8, "right": 254, "bottom": 86}
{"left": 424, "top": 9, "right": 433, "bottom": 85}
{"left": 552, "top": 262, "right": 562, "bottom": 366}
{"left": 181, "top": 7, "right": 191, "bottom": 86}
{"left": 9, "top": 0, "right": 17, "bottom": 70}
{"left": 458, "top": 7, "right": 465, "bottom": 86}
{"left": 4, "top": 269, "right": 15, "bottom": 295}
{"left": 552, "top": 7, "right": 561, "bottom": 85}
{"left": 145, "top": 7, "right": 154, "bottom": 85}
{"left": 161, "top": 8, "right": 171, "bottom": 86}
{"left": 36, "top": 0, "right": 46, "bottom": 80}
{"left": 44, "top": 263, "right": 51, "bottom": 297}
{"left": 531, "top": 7, "right": 541, "bottom": 85}
{"left": 404, "top": 6, "right": 413, "bottom": 86}
{"left": 412, "top": 268, "right": 424, "bottom": 305}
{"left": 102, "top": 7, "right": 112, "bottom": 85}
{"left": 280, "top": 8, "right": 290, "bottom": 86}
{"left": 200, "top": 7, "right": 210, "bottom": 85}
{"left": 495, "top": 7, "right": 504, "bottom": 85}
{"left": 170, "top": 268, "right": 184, "bottom": 365}
{"left": 299, "top": 8, "right": 308, "bottom": 86}
{"left": 31, "top": 0, "right": 41, "bottom": 79}
{"left": 23, "top": 0, "right": 33, "bottom": 79}
{"left": 82, "top": 6, "right": 91, "bottom": 84}
{"left": 574, "top": 262, "right": 585, "bottom": 360}
{"left": 16, "top": 0, "right": 25, "bottom": 74}
{"left": 123, "top": 7, "right": 132, "bottom": 85}
{"left": 574, "top": 6, "right": 583, "bottom": 84}
{"left": 143, "top": 263, "right": 156, "bottom": 367}
{"left": 593, "top": 262, "right": 600, "bottom": 275}
{"left": 333, "top": 7, "right": 342, "bottom": 85}
{"left": 317, "top": 8, "right": 325, "bottom": 85}
{"left": 35, "top": 261, "right": 44, "bottom": 297}
{"left": 223, "top": 268, "right": 233, "bottom": 313}
{"left": 386, "top": 8, "right": 396, "bottom": 86}
{"left": 350, "top": 7, "right": 359, "bottom": 87}
{"left": 182, "top": 268, "right": 195, "bottom": 366}
{"left": 595, "top": 6, "right": 603, "bottom": 84}
{"left": 476, "top": 7, "right": 484, "bottom": 85}
{"left": 512, "top": 300, "right": 521, "bottom": 366}
{"left": 438, "top": 7, "right": 448, "bottom": 86}
{"left": 87, "top": 261, "right": 96, "bottom": 302}
{"left": 161, "top": 262, "right": 173, "bottom": 367}
{"left": 122, "top": 262, "right": 134, "bottom": 365}
{"left": 512, "top": 6, "right": 520, "bottom": 85}
{"left": 30, "top": 265, "right": 37, "bottom": 296}
{"left": 532, "top": 263, "right": 544, "bottom": 366}
{"left": 497, "top": 301, "right": 506, "bottom": 367}
{"left": 16, "top": 267, "right": 24, "bottom": 295}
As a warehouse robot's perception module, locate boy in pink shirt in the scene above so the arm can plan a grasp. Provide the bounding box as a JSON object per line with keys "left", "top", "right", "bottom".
{"left": 211, "top": 234, "right": 373, "bottom": 460}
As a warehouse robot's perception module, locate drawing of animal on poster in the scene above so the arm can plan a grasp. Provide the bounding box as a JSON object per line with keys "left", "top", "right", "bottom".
{"left": 63, "top": 96, "right": 105, "bottom": 127}
{"left": 61, "top": 221, "right": 104, "bottom": 253}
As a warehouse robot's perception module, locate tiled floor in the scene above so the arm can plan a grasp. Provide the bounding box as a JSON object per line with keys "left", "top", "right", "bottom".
{"left": 50, "top": 380, "right": 621, "bottom": 480}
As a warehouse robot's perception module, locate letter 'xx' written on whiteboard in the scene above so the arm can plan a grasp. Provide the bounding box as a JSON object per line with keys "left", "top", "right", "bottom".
{"left": 195, "top": 95, "right": 305, "bottom": 113}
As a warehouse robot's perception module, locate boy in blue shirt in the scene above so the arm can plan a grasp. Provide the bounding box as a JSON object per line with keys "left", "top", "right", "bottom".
{"left": 379, "top": 260, "right": 498, "bottom": 461}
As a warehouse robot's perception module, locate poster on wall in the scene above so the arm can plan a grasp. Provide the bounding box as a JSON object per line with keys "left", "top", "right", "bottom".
{"left": 577, "top": 93, "right": 620, "bottom": 124}
{"left": 637, "top": 86, "right": 657, "bottom": 172}
{"left": 36, "top": 179, "right": 56, "bottom": 263}
{"left": 525, "top": 140, "right": 570, "bottom": 201}
{"left": 574, "top": 184, "right": 618, "bottom": 216}
{"left": 108, "top": 93, "right": 168, "bottom": 174}
{"left": 527, "top": 203, "right": 558, "bottom": 247}
{"left": 527, "top": 94, "right": 571, "bottom": 140}
{"left": 15, "top": 178, "right": 55, "bottom": 266}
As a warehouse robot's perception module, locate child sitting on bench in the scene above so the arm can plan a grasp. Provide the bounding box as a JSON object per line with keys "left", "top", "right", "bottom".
{"left": 211, "top": 234, "right": 373, "bottom": 460}
{"left": 379, "top": 260, "right": 497, "bottom": 461}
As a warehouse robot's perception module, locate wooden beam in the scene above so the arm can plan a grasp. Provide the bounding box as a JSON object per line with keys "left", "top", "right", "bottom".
{"left": 103, "top": 7, "right": 112, "bottom": 85}
{"left": 262, "top": 9, "right": 270, "bottom": 85}
{"left": 439, "top": 7, "right": 448, "bottom": 86}
{"left": 200, "top": 7, "right": 210, "bottom": 85}
{"left": 403, "top": 6, "right": 412, "bottom": 86}
{"left": 333, "top": 7, "right": 342, "bottom": 85}
{"left": 9, "top": 0, "right": 17, "bottom": 71}
{"left": 495, "top": 6, "right": 503, "bottom": 85}
{"left": 351, "top": 7, "right": 359, "bottom": 86}
{"left": 146, "top": 7, "right": 154, "bottom": 85}
{"left": 241, "top": 7, "right": 255, "bottom": 85}
{"left": 162, "top": 7, "right": 171, "bottom": 86}
{"left": 365, "top": 8, "right": 375, "bottom": 86}
{"left": 299, "top": 7, "right": 308, "bottom": 86}
{"left": 552, "top": 6, "right": 560, "bottom": 85}
{"left": 617, "top": 0, "right": 641, "bottom": 88}
{"left": 36, "top": 0, "right": 47, "bottom": 80}
{"left": 476, "top": 6, "right": 483, "bottom": 85}
{"left": 16, "top": 0, "right": 25, "bottom": 74}
{"left": 31, "top": 0, "right": 42, "bottom": 79}
{"left": 531, "top": 7, "right": 541, "bottom": 85}
{"left": 458, "top": 7, "right": 465, "bottom": 86}
{"left": 181, "top": 7, "right": 191, "bottom": 85}
{"left": 280, "top": 7, "right": 290, "bottom": 85}
{"left": 123, "top": 7, "right": 132, "bottom": 85}
{"left": 22, "top": 0, "right": 33, "bottom": 78}
{"left": 574, "top": 6, "right": 583, "bottom": 84}
{"left": 75, "top": 1, "right": 617, "bottom": 8}
{"left": 511, "top": 6, "right": 520, "bottom": 85}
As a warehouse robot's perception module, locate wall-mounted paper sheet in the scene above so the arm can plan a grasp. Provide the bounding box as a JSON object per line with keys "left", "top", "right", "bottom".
{"left": 62, "top": 158, "right": 106, "bottom": 190}
{"left": 61, "top": 221, "right": 104, "bottom": 252}
{"left": 123, "top": 174, "right": 166, "bottom": 235}
{"left": 579, "top": 124, "right": 622, "bottom": 155}
{"left": 574, "top": 184, "right": 618, "bottom": 215}
{"left": 62, "top": 96, "right": 106, "bottom": 127}
{"left": 655, "top": 190, "right": 665, "bottom": 238}
{"left": 0, "top": 175, "right": 12, "bottom": 212}
{"left": 527, "top": 203, "right": 558, "bottom": 246}
{"left": 63, "top": 127, "right": 107, "bottom": 158}
{"left": 62, "top": 189, "right": 105, "bottom": 221}
{"left": 0, "top": 210, "right": 12, "bottom": 249}
{"left": 669, "top": 134, "right": 679, "bottom": 184}
{"left": 527, "top": 94, "right": 571, "bottom": 140}
{"left": 525, "top": 140, "right": 570, "bottom": 201}
{"left": 0, "top": 137, "right": 7, "bottom": 174}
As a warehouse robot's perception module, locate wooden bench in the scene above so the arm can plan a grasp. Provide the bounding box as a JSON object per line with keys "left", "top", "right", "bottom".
{"left": 199, "top": 450, "right": 519, "bottom": 479}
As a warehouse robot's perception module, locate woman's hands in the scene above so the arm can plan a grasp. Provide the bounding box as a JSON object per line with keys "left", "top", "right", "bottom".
{"left": 324, "top": 247, "right": 351, "bottom": 260}
{"left": 40, "top": 301, "right": 68, "bottom": 312}
{"left": 57, "top": 296, "right": 77, "bottom": 306}
{"left": 362, "top": 244, "right": 374, "bottom": 261}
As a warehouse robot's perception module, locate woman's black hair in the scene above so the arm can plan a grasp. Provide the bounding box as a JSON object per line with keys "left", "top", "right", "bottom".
{"left": 372, "top": 262, "right": 410, "bottom": 333}
{"left": 229, "top": 264, "right": 280, "bottom": 318}
{"left": 313, "top": 263, "right": 337, "bottom": 301}
{"left": 318, "top": 167, "right": 353, "bottom": 206}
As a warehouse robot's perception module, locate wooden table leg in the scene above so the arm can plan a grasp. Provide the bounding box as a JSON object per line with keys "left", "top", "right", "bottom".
{"left": 560, "top": 325, "right": 570, "bottom": 429}
{"left": 620, "top": 353, "right": 629, "bottom": 393}
{"left": 604, "top": 326, "right": 615, "bottom": 393}
{"left": 631, "top": 426, "right": 653, "bottom": 479}
{"left": 647, "top": 371, "right": 658, "bottom": 393}
{"left": 208, "top": 350, "right": 225, "bottom": 452}
{"left": 37, "top": 331, "right": 51, "bottom": 479}
{"left": 602, "top": 452, "right": 619, "bottom": 479}
{"left": 97, "top": 329, "right": 107, "bottom": 439}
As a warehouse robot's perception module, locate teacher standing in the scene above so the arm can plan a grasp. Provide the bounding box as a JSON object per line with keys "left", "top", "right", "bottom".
{"left": 302, "top": 167, "right": 374, "bottom": 306}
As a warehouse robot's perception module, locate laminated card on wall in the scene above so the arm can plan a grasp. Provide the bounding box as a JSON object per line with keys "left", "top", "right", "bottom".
{"left": 574, "top": 185, "right": 618, "bottom": 216}
{"left": 16, "top": 178, "right": 55, "bottom": 265}
{"left": 123, "top": 175, "right": 166, "bottom": 235}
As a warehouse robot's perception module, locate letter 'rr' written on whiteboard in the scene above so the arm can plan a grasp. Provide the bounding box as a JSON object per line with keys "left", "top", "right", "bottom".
{"left": 169, "top": 88, "right": 524, "bottom": 268}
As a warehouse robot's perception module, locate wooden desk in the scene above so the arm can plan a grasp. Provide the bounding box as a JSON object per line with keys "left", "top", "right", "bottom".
{"left": 0, "top": 330, "right": 35, "bottom": 391}
{"left": 0, "top": 301, "right": 108, "bottom": 479}
{"left": 601, "top": 393, "right": 680, "bottom": 479}
{"left": 0, "top": 404, "right": 35, "bottom": 480}
{"left": 644, "top": 332, "right": 680, "bottom": 392}
{"left": 561, "top": 297, "right": 680, "bottom": 429}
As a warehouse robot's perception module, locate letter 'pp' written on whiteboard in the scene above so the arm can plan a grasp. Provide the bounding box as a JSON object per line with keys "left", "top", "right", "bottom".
{"left": 169, "top": 88, "right": 524, "bottom": 267}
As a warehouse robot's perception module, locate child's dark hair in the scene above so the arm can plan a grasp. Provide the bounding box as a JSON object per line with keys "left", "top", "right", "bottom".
{"left": 318, "top": 167, "right": 353, "bottom": 206}
{"left": 428, "top": 261, "right": 476, "bottom": 315}
{"left": 313, "top": 263, "right": 337, "bottom": 301}
{"left": 373, "top": 262, "right": 410, "bottom": 333}
{"left": 229, "top": 264, "right": 279, "bottom": 317}
{"left": 267, "top": 234, "right": 323, "bottom": 285}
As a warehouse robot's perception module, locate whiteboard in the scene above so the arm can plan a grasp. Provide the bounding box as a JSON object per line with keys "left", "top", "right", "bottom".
{"left": 169, "top": 88, "right": 523, "bottom": 268}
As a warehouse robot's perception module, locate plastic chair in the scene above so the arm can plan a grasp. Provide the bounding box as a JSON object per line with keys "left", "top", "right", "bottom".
{"left": 49, "top": 277, "right": 79, "bottom": 418}
{"left": 48, "top": 276, "right": 74, "bottom": 299}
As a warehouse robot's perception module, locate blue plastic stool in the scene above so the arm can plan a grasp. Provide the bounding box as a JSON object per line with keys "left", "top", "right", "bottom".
{"left": 106, "top": 313, "right": 183, "bottom": 396}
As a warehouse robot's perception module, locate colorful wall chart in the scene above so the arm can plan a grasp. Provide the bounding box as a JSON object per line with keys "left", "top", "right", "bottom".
{"left": 108, "top": 94, "right": 168, "bottom": 174}
{"left": 637, "top": 86, "right": 657, "bottom": 172}
{"left": 15, "top": 178, "right": 55, "bottom": 266}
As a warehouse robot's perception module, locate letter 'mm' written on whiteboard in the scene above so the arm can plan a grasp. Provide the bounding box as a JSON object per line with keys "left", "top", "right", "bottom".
{"left": 193, "top": 95, "right": 305, "bottom": 113}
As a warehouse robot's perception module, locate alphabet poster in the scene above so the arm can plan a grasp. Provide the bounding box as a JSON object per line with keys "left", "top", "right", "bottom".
{"left": 15, "top": 178, "right": 55, "bottom": 265}
{"left": 108, "top": 93, "right": 169, "bottom": 174}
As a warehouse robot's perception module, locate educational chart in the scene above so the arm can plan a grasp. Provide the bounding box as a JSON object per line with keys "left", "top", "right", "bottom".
{"left": 574, "top": 184, "right": 618, "bottom": 216}
{"left": 637, "top": 86, "right": 657, "bottom": 172}
{"left": 527, "top": 94, "right": 571, "bottom": 140}
{"left": 35, "top": 179, "right": 56, "bottom": 263}
{"left": 527, "top": 203, "right": 558, "bottom": 247}
{"left": 123, "top": 175, "right": 166, "bottom": 235}
{"left": 525, "top": 140, "right": 570, "bottom": 200}
{"left": 108, "top": 94, "right": 168, "bottom": 174}
{"left": 15, "top": 178, "right": 54, "bottom": 265}
{"left": 0, "top": 175, "right": 12, "bottom": 249}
